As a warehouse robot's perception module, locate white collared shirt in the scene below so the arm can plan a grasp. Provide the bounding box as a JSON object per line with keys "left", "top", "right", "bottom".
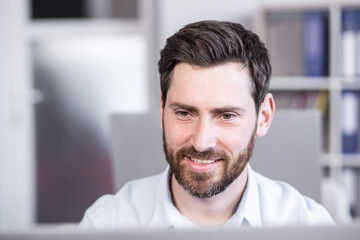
{"left": 79, "top": 165, "right": 334, "bottom": 229}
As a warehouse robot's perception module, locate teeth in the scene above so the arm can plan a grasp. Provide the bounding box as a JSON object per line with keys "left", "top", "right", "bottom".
{"left": 190, "top": 158, "right": 217, "bottom": 164}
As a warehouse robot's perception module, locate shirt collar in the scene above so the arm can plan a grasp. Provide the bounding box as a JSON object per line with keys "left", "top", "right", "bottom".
{"left": 148, "top": 166, "right": 195, "bottom": 229}
{"left": 147, "top": 164, "right": 262, "bottom": 229}
{"left": 225, "top": 164, "right": 262, "bottom": 227}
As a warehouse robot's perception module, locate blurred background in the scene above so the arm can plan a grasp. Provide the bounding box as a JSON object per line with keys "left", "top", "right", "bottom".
{"left": 0, "top": 0, "right": 360, "bottom": 228}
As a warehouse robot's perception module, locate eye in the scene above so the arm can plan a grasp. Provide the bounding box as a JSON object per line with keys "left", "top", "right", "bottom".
{"left": 176, "top": 110, "right": 190, "bottom": 118}
{"left": 179, "top": 111, "right": 189, "bottom": 116}
{"left": 222, "top": 113, "right": 236, "bottom": 120}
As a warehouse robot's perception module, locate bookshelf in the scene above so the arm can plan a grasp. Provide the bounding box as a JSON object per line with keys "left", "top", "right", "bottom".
{"left": 255, "top": 3, "right": 360, "bottom": 222}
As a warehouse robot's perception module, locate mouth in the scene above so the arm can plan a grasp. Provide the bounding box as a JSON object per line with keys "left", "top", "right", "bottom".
{"left": 184, "top": 155, "right": 223, "bottom": 173}
{"left": 187, "top": 156, "right": 221, "bottom": 165}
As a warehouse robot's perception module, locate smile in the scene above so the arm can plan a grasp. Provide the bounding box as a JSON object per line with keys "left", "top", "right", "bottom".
{"left": 188, "top": 157, "right": 220, "bottom": 165}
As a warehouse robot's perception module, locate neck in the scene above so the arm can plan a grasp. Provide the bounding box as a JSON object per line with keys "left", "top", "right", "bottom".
{"left": 171, "top": 165, "right": 248, "bottom": 227}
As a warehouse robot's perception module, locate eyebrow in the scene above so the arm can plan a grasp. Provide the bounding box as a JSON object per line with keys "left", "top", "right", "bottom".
{"left": 168, "top": 102, "right": 246, "bottom": 115}
{"left": 211, "top": 106, "right": 246, "bottom": 115}
{"left": 168, "top": 102, "right": 199, "bottom": 113}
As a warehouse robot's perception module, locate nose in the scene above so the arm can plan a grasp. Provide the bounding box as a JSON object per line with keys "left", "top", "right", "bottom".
{"left": 190, "top": 117, "right": 217, "bottom": 152}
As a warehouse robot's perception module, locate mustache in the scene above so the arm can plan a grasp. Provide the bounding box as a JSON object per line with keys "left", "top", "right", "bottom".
{"left": 175, "top": 146, "right": 229, "bottom": 160}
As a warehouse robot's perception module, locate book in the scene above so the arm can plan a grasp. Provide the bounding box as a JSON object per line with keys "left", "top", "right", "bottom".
{"left": 341, "top": 91, "right": 359, "bottom": 154}
{"left": 343, "top": 168, "right": 358, "bottom": 217}
{"left": 290, "top": 91, "right": 329, "bottom": 114}
{"left": 267, "top": 12, "right": 304, "bottom": 76}
{"left": 303, "top": 11, "right": 329, "bottom": 77}
{"left": 313, "top": 91, "right": 329, "bottom": 115}
{"left": 291, "top": 91, "right": 309, "bottom": 109}
{"left": 356, "top": 9, "right": 360, "bottom": 77}
{"left": 341, "top": 9, "right": 359, "bottom": 79}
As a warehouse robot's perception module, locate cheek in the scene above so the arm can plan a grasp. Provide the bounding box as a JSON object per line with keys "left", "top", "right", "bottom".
{"left": 218, "top": 123, "right": 255, "bottom": 153}
{"left": 220, "top": 130, "right": 248, "bottom": 152}
{"left": 164, "top": 117, "right": 190, "bottom": 148}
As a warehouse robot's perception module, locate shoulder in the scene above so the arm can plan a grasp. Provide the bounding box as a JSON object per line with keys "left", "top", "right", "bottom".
{"left": 79, "top": 172, "right": 164, "bottom": 229}
{"left": 252, "top": 171, "right": 334, "bottom": 226}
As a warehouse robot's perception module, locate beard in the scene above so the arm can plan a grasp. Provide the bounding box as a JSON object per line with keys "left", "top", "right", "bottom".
{"left": 162, "top": 122, "right": 256, "bottom": 199}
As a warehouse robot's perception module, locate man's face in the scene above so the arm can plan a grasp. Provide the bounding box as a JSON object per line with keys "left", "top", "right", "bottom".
{"left": 162, "top": 62, "right": 258, "bottom": 199}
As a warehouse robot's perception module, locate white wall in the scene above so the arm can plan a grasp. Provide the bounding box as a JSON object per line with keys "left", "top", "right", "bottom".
{"left": 0, "top": 0, "right": 35, "bottom": 228}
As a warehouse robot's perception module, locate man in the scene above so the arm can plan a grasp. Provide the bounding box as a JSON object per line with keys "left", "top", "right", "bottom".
{"left": 80, "top": 20, "right": 334, "bottom": 229}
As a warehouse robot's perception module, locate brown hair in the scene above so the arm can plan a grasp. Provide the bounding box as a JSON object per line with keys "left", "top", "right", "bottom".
{"left": 158, "top": 20, "right": 271, "bottom": 113}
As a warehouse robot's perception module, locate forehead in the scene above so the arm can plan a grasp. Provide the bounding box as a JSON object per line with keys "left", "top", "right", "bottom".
{"left": 167, "top": 62, "right": 254, "bottom": 108}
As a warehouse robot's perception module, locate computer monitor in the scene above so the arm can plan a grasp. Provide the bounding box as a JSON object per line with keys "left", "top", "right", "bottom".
{"left": 0, "top": 224, "right": 359, "bottom": 240}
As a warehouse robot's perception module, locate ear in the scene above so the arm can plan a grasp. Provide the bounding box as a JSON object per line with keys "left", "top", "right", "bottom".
{"left": 256, "top": 93, "right": 275, "bottom": 137}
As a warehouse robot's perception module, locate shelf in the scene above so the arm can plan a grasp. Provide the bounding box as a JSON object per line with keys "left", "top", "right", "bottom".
{"left": 27, "top": 19, "right": 145, "bottom": 39}
{"left": 321, "top": 153, "right": 360, "bottom": 168}
{"left": 258, "top": 1, "right": 360, "bottom": 221}
{"left": 342, "top": 80, "right": 360, "bottom": 91}
{"left": 28, "top": 20, "right": 139, "bottom": 38}
{"left": 270, "top": 76, "right": 360, "bottom": 91}
{"left": 343, "top": 154, "right": 360, "bottom": 168}
{"left": 270, "top": 76, "right": 330, "bottom": 91}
